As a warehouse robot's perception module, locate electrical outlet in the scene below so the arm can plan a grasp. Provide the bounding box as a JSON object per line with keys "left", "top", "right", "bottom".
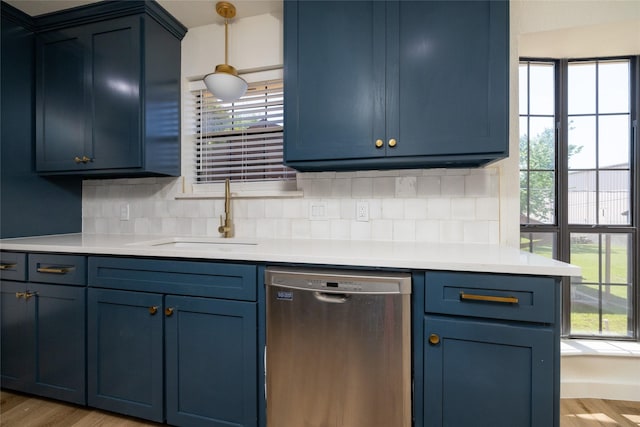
{"left": 309, "top": 202, "right": 328, "bottom": 220}
{"left": 119, "top": 203, "right": 130, "bottom": 221}
{"left": 356, "top": 200, "right": 369, "bottom": 222}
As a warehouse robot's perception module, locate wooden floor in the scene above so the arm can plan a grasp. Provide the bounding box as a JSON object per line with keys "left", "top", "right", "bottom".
{"left": 1, "top": 389, "right": 639, "bottom": 426}
{"left": 0, "top": 390, "right": 162, "bottom": 427}
{"left": 561, "top": 398, "right": 640, "bottom": 427}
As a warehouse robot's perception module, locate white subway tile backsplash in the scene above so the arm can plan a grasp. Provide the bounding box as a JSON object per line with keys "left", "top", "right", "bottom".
{"left": 395, "top": 176, "right": 417, "bottom": 197}
{"left": 310, "top": 220, "right": 331, "bottom": 239}
{"left": 415, "top": 220, "right": 440, "bottom": 242}
{"left": 463, "top": 221, "right": 490, "bottom": 244}
{"left": 368, "top": 199, "right": 383, "bottom": 220}
{"left": 416, "top": 176, "right": 441, "bottom": 197}
{"left": 476, "top": 197, "right": 500, "bottom": 220}
{"left": 404, "top": 199, "right": 428, "bottom": 220}
{"left": 264, "top": 199, "right": 284, "bottom": 218}
{"left": 372, "top": 177, "right": 396, "bottom": 198}
{"left": 350, "top": 221, "right": 371, "bottom": 240}
{"left": 441, "top": 175, "right": 465, "bottom": 196}
{"left": 291, "top": 219, "right": 311, "bottom": 239}
{"left": 330, "top": 219, "right": 351, "bottom": 240}
{"left": 451, "top": 198, "right": 476, "bottom": 220}
{"left": 392, "top": 220, "right": 416, "bottom": 241}
{"left": 331, "top": 178, "right": 352, "bottom": 198}
{"left": 351, "top": 177, "right": 373, "bottom": 198}
{"left": 371, "top": 219, "right": 393, "bottom": 241}
{"left": 439, "top": 220, "right": 464, "bottom": 243}
{"left": 82, "top": 168, "right": 501, "bottom": 244}
{"left": 340, "top": 199, "right": 356, "bottom": 220}
{"left": 382, "top": 199, "right": 404, "bottom": 219}
{"left": 426, "top": 198, "right": 451, "bottom": 220}
{"left": 465, "top": 173, "right": 498, "bottom": 197}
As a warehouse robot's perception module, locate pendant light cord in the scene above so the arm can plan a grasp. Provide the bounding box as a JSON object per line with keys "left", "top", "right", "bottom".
{"left": 224, "top": 18, "right": 229, "bottom": 65}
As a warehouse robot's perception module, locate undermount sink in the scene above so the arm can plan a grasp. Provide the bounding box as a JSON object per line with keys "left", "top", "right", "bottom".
{"left": 128, "top": 237, "right": 257, "bottom": 250}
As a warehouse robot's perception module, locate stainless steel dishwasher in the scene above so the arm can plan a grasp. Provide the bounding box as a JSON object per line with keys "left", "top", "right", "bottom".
{"left": 265, "top": 267, "right": 412, "bottom": 427}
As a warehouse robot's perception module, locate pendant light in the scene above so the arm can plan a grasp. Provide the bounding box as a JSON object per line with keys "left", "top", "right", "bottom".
{"left": 203, "top": 1, "right": 248, "bottom": 102}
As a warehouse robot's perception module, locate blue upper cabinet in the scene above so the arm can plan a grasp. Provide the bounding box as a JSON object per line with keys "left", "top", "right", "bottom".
{"left": 284, "top": 0, "right": 509, "bottom": 171}
{"left": 35, "top": 1, "right": 187, "bottom": 177}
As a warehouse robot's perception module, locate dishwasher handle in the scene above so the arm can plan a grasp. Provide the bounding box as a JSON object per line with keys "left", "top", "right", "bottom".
{"left": 313, "top": 292, "right": 350, "bottom": 304}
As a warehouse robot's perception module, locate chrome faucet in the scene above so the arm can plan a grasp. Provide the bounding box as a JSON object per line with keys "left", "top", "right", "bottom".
{"left": 218, "top": 178, "right": 234, "bottom": 238}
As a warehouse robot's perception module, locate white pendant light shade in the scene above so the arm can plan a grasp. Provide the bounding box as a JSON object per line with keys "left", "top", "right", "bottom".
{"left": 204, "top": 65, "right": 248, "bottom": 102}
{"left": 204, "top": 2, "right": 247, "bottom": 102}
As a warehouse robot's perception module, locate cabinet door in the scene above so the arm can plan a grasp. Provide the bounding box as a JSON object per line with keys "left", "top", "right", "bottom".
{"left": 0, "top": 280, "right": 34, "bottom": 392}
{"left": 88, "top": 289, "right": 164, "bottom": 422}
{"left": 165, "top": 295, "right": 257, "bottom": 427}
{"left": 32, "top": 283, "right": 86, "bottom": 404}
{"left": 392, "top": 0, "right": 508, "bottom": 159}
{"left": 424, "top": 315, "right": 556, "bottom": 427}
{"left": 284, "top": 1, "right": 386, "bottom": 163}
{"left": 87, "top": 16, "right": 142, "bottom": 171}
{"left": 36, "top": 27, "right": 88, "bottom": 172}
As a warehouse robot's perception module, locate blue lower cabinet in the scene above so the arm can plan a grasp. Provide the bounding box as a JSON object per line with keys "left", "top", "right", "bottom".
{"left": 88, "top": 288, "right": 164, "bottom": 422}
{"left": 87, "top": 288, "right": 258, "bottom": 426}
{"left": 0, "top": 280, "right": 35, "bottom": 392}
{"left": 165, "top": 295, "right": 257, "bottom": 427}
{"left": 0, "top": 280, "right": 85, "bottom": 404}
{"left": 424, "top": 315, "right": 556, "bottom": 427}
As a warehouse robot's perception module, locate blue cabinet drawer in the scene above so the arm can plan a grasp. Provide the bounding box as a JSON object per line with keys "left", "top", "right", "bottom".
{"left": 29, "top": 254, "right": 86, "bottom": 286}
{"left": 425, "top": 272, "right": 558, "bottom": 323}
{"left": 88, "top": 257, "right": 257, "bottom": 301}
{"left": 0, "top": 252, "right": 27, "bottom": 282}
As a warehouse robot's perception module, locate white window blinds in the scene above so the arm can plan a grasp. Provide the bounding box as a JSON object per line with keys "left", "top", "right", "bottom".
{"left": 194, "top": 79, "right": 295, "bottom": 183}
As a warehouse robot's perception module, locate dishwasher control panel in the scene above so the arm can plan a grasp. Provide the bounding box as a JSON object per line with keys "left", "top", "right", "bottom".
{"left": 266, "top": 268, "right": 411, "bottom": 295}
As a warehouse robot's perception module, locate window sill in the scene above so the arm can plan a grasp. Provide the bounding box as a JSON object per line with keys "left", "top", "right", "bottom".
{"left": 561, "top": 339, "right": 640, "bottom": 358}
{"left": 175, "top": 189, "right": 304, "bottom": 200}
{"left": 176, "top": 180, "right": 303, "bottom": 200}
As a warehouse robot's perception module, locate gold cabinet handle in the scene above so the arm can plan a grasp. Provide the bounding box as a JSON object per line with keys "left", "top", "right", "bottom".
{"left": 149, "top": 306, "right": 158, "bottom": 315}
{"left": 428, "top": 334, "right": 440, "bottom": 345}
{"left": 165, "top": 307, "right": 174, "bottom": 317}
{"left": 37, "top": 267, "right": 70, "bottom": 274}
{"left": 15, "top": 292, "right": 26, "bottom": 299}
{"left": 375, "top": 139, "right": 384, "bottom": 148}
{"left": 388, "top": 138, "right": 397, "bottom": 148}
{"left": 0, "top": 263, "right": 17, "bottom": 270}
{"left": 459, "top": 292, "right": 519, "bottom": 304}
{"left": 74, "top": 156, "right": 84, "bottom": 164}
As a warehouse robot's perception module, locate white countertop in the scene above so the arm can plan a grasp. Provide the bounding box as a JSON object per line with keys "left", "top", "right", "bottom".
{"left": 0, "top": 233, "right": 580, "bottom": 277}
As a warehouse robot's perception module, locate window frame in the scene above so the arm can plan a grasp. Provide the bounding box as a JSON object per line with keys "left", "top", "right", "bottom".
{"left": 520, "top": 56, "right": 640, "bottom": 341}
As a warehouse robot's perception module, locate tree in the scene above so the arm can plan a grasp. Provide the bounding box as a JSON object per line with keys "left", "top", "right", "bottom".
{"left": 520, "top": 126, "right": 582, "bottom": 223}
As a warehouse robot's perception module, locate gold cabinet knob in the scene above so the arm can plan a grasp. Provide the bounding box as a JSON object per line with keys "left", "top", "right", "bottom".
{"left": 375, "top": 139, "right": 384, "bottom": 148}
{"left": 149, "top": 306, "right": 158, "bottom": 315}
{"left": 428, "top": 333, "right": 440, "bottom": 345}
{"left": 165, "top": 307, "right": 174, "bottom": 317}
{"left": 15, "top": 292, "right": 26, "bottom": 299}
{"left": 388, "top": 138, "right": 397, "bottom": 148}
{"left": 74, "top": 156, "right": 92, "bottom": 164}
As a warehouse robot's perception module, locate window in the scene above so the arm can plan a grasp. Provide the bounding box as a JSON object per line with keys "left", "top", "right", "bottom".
{"left": 193, "top": 78, "right": 295, "bottom": 184}
{"left": 520, "top": 57, "right": 639, "bottom": 340}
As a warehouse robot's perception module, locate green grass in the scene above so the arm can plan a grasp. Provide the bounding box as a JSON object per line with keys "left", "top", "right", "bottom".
{"left": 521, "top": 236, "right": 632, "bottom": 336}
{"left": 571, "top": 312, "right": 631, "bottom": 336}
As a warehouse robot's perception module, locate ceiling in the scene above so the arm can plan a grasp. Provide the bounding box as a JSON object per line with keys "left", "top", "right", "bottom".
{"left": 4, "top": 0, "right": 283, "bottom": 28}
